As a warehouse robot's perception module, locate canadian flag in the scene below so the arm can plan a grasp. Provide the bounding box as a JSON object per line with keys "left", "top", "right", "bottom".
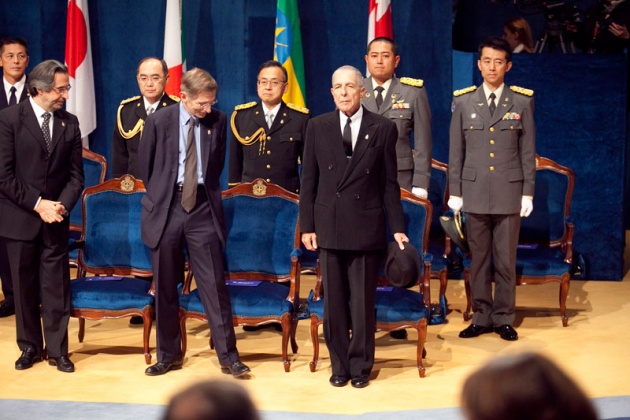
{"left": 163, "top": 0, "right": 186, "bottom": 96}
{"left": 367, "top": 0, "right": 393, "bottom": 76}
{"left": 65, "top": 0, "right": 97, "bottom": 147}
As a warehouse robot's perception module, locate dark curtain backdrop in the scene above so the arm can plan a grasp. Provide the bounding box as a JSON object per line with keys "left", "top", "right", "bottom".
{"left": 1, "top": 1, "right": 628, "bottom": 280}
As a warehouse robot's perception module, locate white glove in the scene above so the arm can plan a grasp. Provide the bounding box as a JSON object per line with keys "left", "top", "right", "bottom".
{"left": 411, "top": 187, "right": 428, "bottom": 199}
{"left": 520, "top": 196, "right": 533, "bottom": 217}
{"left": 448, "top": 196, "right": 463, "bottom": 213}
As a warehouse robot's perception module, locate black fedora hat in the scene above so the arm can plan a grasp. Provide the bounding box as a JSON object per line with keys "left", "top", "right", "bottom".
{"left": 440, "top": 211, "right": 469, "bottom": 254}
{"left": 384, "top": 242, "right": 421, "bottom": 288}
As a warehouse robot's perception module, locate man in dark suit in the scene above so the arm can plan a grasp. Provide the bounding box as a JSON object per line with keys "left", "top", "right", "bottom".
{"left": 0, "top": 36, "right": 30, "bottom": 318}
{"left": 111, "top": 57, "right": 179, "bottom": 178}
{"left": 448, "top": 37, "right": 536, "bottom": 342}
{"left": 300, "top": 65, "right": 408, "bottom": 389}
{"left": 229, "top": 60, "right": 310, "bottom": 195}
{"left": 362, "top": 37, "right": 432, "bottom": 196}
{"left": 138, "top": 68, "right": 250, "bottom": 377}
{"left": 0, "top": 60, "right": 84, "bottom": 372}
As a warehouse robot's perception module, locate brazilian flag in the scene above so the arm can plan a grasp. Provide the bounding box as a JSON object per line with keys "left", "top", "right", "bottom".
{"left": 274, "top": 0, "right": 306, "bottom": 107}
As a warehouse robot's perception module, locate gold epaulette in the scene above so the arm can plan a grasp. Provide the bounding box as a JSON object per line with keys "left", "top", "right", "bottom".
{"left": 167, "top": 94, "right": 181, "bottom": 102}
{"left": 119, "top": 95, "right": 141, "bottom": 105}
{"left": 510, "top": 85, "right": 534, "bottom": 96}
{"left": 117, "top": 96, "right": 144, "bottom": 140}
{"left": 399, "top": 77, "right": 424, "bottom": 88}
{"left": 286, "top": 102, "right": 309, "bottom": 114}
{"left": 234, "top": 101, "right": 257, "bottom": 111}
{"left": 453, "top": 86, "right": 477, "bottom": 97}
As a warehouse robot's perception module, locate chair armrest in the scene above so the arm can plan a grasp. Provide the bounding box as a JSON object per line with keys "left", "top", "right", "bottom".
{"left": 420, "top": 259, "right": 431, "bottom": 308}
{"left": 68, "top": 239, "right": 84, "bottom": 252}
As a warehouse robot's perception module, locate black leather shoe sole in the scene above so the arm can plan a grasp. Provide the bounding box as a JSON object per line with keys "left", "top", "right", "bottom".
{"left": 351, "top": 377, "right": 370, "bottom": 388}
{"left": 15, "top": 353, "right": 44, "bottom": 370}
{"left": 329, "top": 375, "right": 349, "bottom": 387}
{"left": 145, "top": 361, "right": 183, "bottom": 376}
{"left": 221, "top": 361, "right": 251, "bottom": 378}
{"left": 459, "top": 324, "right": 494, "bottom": 338}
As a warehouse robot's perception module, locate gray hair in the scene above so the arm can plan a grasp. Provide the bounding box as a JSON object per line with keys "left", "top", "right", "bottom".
{"left": 331, "top": 65, "right": 363, "bottom": 87}
{"left": 181, "top": 68, "right": 218, "bottom": 97}
{"left": 27, "top": 60, "right": 68, "bottom": 97}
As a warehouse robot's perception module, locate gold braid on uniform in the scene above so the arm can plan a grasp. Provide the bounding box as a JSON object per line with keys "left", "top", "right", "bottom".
{"left": 116, "top": 96, "right": 144, "bottom": 140}
{"left": 510, "top": 85, "right": 534, "bottom": 96}
{"left": 230, "top": 102, "right": 268, "bottom": 155}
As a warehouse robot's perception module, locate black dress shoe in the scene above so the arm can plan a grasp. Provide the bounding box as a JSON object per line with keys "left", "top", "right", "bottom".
{"left": 389, "top": 329, "right": 408, "bottom": 340}
{"left": 145, "top": 360, "right": 183, "bottom": 376}
{"left": 48, "top": 356, "right": 75, "bottom": 373}
{"left": 495, "top": 324, "right": 518, "bottom": 341}
{"left": 329, "top": 375, "right": 349, "bottom": 387}
{"left": 0, "top": 302, "right": 15, "bottom": 318}
{"left": 221, "top": 360, "right": 251, "bottom": 378}
{"left": 15, "top": 348, "right": 44, "bottom": 370}
{"left": 351, "top": 377, "right": 370, "bottom": 388}
{"left": 129, "top": 316, "right": 143, "bottom": 325}
{"left": 459, "top": 324, "right": 494, "bottom": 338}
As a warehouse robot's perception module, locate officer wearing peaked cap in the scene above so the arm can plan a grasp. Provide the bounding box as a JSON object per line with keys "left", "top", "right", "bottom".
{"left": 229, "top": 60, "right": 310, "bottom": 195}
{"left": 111, "top": 57, "right": 179, "bottom": 178}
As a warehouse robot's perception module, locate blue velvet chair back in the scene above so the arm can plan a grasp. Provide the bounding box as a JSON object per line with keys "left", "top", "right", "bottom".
{"left": 222, "top": 181, "right": 300, "bottom": 279}
{"left": 69, "top": 148, "right": 107, "bottom": 229}
{"left": 519, "top": 158, "right": 573, "bottom": 245}
{"left": 79, "top": 176, "right": 151, "bottom": 273}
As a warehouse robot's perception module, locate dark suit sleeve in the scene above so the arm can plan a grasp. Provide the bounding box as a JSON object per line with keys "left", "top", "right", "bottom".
{"left": 228, "top": 110, "right": 243, "bottom": 186}
{"left": 383, "top": 120, "right": 405, "bottom": 234}
{"left": 57, "top": 116, "right": 84, "bottom": 211}
{"left": 412, "top": 88, "right": 433, "bottom": 189}
{"left": 448, "top": 97, "right": 464, "bottom": 197}
{"left": 520, "top": 96, "right": 536, "bottom": 197}
{"left": 298, "top": 120, "right": 319, "bottom": 233}
{"left": 138, "top": 114, "right": 157, "bottom": 185}
{"left": 217, "top": 112, "right": 227, "bottom": 175}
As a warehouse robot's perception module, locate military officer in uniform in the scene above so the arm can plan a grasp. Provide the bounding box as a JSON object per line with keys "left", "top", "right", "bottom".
{"left": 111, "top": 57, "right": 179, "bottom": 178}
{"left": 448, "top": 37, "right": 536, "bottom": 342}
{"left": 362, "top": 37, "right": 432, "bottom": 196}
{"left": 229, "top": 60, "right": 310, "bottom": 194}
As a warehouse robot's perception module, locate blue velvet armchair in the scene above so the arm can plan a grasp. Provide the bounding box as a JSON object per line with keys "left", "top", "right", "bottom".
{"left": 463, "top": 155, "right": 575, "bottom": 327}
{"left": 70, "top": 175, "right": 154, "bottom": 363}
{"left": 308, "top": 189, "right": 432, "bottom": 378}
{"left": 179, "top": 179, "right": 301, "bottom": 372}
{"left": 68, "top": 148, "right": 107, "bottom": 264}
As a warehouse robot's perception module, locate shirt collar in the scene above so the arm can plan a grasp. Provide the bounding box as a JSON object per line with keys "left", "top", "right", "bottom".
{"left": 371, "top": 77, "right": 392, "bottom": 94}
{"left": 143, "top": 94, "right": 164, "bottom": 113}
{"left": 482, "top": 83, "right": 505, "bottom": 103}
{"left": 339, "top": 105, "right": 364, "bottom": 124}
{"left": 3, "top": 74, "right": 26, "bottom": 94}
{"left": 261, "top": 102, "right": 282, "bottom": 116}
{"left": 29, "top": 96, "right": 48, "bottom": 118}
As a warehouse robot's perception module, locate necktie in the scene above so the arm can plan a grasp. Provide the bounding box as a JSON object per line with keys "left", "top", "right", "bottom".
{"left": 181, "top": 117, "right": 198, "bottom": 213}
{"left": 9, "top": 86, "right": 17, "bottom": 106}
{"left": 342, "top": 117, "right": 352, "bottom": 157}
{"left": 375, "top": 86, "right": 384, "bottom": 109}
{"left": 266, "top": 112, "right": 274, "bottom": 128}
{"left": 488, "top": 92, "right": 496, "bottom": 116}
{"left": 147, "top": 107, "right": 155, "bottom": 115}
{"left": 41, "top": 112, "right": 52, "bottom": 155}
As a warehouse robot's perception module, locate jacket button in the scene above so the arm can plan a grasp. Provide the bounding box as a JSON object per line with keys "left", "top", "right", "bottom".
{"left": 267, "top": 150, "right": 271, "bottom": 155}
{"left": 268, "top": 135, "right": 272, "bottom": 140}
{"left": 489, "top": 153, "right": 495, "bottom": 158}
{"left": 328, "top": 164, "right": 333, "bottom": 170}
{"left": 365, "top": 169, "right": 370, "bottom": 174}
{"left": 490, "top": 140, "right": 495, "bottom": 145}
{"left": 355, "top": 194, "right": 360, "bottom": 199}
{"left": 266, "top": 178, "right": 271, "bottom": 182}
{"left": 336, "top": 192, "right": 341, "bottom": 198}
{"left": 489, "top": 166, "right": 495, "bottom": 171}
{"left": 266, "top": 164, "right": 271, "bottom": 169}
{"left": 489, "top": 127, "right": 495, "bottom": 132}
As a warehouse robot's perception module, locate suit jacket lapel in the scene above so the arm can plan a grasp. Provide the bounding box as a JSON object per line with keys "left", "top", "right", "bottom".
{"left": 362, "top": 77, "right": 379, "bottom": 113}
{"left": 495, "top": 88, "right": 514, "bottom": 123}
{"left": 50, "top": 110, "right": 68, "bottom": 154}
{"left": 339, "top": 108, "right": 377, "bottom": 187}
{"left": 199, "top": 115, "right": 213, "bottom": 174}
{"left": 472, "top": 87, "right": 493, "bottom": 123}
{"left": 382, "top": 78, "right": 401, "bottom": 115}
{"left": 268, "top": 102, "right": 290, "bottom": 134}
{"left": 21, "top": 102, "right": 48, "bottom": 154}
{"left": 0, "top": 84, "right": 8, "bottom": 109}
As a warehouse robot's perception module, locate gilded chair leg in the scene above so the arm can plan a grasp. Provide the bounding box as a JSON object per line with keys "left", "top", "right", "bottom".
{"left": 143, "top": 308, "right": 152, "bottom": 364}
{"left": 309, "top": 316, "right": 320, "bottom": 372}
{"left": 78, "top": 318, "right": 85, "bottom": 342}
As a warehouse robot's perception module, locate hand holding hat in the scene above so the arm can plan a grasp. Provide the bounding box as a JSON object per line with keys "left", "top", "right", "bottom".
{"left": 448, "top": 196, "right": 463, "bottom": 213}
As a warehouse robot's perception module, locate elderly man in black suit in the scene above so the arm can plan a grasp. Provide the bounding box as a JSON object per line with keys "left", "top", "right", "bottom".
{"left": 138, "top": 68, "right": 250, "bottom": 378}
{"left": 300, "top": 65, "right": 408, "bottom": 389}
{"left": 0, "top": 60, "right": 84, "bottom": 372}
{"left": 0, "top": 36, "right": 30, "bottom": 318}
{"left": 449, "top": 37, "right": 536, "bottom": 342}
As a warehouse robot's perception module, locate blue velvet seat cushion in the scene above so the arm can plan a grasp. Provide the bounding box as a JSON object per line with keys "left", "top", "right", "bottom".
{"left": 463, "top": 247, "right": 570, "bottom": 277}
{"left": 375, "top": 287, "right": 429, "bottom": 324}
{"left": 516, "top": 247, "right": 571, "bottom": 277}
{"left": 306, "top": 288, "right": 431, "bottom": 324}
{"left": 71, "top": 277, "right": 154, "bottom": 310}
{"left": 181, "top": 281, "right": 293, "bottom": 318}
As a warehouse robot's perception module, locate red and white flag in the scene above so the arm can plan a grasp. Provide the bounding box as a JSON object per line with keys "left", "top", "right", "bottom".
{"left": 65, "top": 0, "right": 96, "bottom": 147}
{"left": 163, "top": 0, "right": 186, "bottom": 96}
{"left": 367, "top": 0, "right": 393, "bottom": 76}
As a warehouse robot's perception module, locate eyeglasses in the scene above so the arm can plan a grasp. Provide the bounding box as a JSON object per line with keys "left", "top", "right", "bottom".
{"left": 257, "top": 79, "right": 286, "bottom": 88}
{"left": 193, "top": 99, "right": 219, "bottom": 110}
{"left": 51, "top": 85, "right": 72, "bottom": 94}
{"left": 137, "top": 75, "right": 164, "bottom": 84}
